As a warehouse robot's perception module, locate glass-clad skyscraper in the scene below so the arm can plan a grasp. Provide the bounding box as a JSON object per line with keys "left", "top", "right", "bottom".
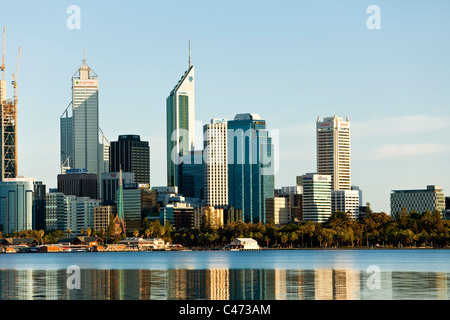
{"left": 0, "top": 177, "right": 44, "bottom": 234}
{"left": 227, "top": 113, "right": 275, "bottom": 223}
{"left": 166, "top": 61, "right": 195, "bottom": 188}
{"left": 60, "top": 55, "right": 109, "bottom": 198}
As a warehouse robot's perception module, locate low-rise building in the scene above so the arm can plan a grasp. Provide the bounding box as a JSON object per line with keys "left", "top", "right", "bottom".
{"left": 118, "top": 237, "right": 166, "bottom": 250}
{"left": 229, "top": 238, "right": 260, "bottom": 250}
{"left": 390, "top": 185, "right": 445, "bottom": 216}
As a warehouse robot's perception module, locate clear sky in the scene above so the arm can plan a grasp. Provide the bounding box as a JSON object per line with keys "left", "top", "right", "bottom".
{"left": 1, "top": 0, "right": 449, "bottom": 213}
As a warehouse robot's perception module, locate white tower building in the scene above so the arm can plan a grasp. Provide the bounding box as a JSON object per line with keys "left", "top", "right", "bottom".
{"left": 316, "top": 115, "right": 351, "bottom": 191}
{"left": 203, "top": 118, "right": 228, "bottom": 207}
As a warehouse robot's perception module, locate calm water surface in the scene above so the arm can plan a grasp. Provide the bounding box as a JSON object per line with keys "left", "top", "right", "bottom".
{"left": 0, "top": 249, "right": 449, "bottom": 300}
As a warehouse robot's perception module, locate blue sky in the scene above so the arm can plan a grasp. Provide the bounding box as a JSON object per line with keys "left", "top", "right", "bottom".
{"left": 1, "top": 0, "right": 449, "bottom": 213}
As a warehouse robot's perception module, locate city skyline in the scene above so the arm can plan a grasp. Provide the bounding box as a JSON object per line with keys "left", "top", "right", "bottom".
{"left": 0, "top": 1, "right": 449, "bottom": 213}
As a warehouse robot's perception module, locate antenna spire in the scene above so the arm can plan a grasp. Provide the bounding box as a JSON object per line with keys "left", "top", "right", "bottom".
{"left": 83, "top": 47, "right": 86, "bottom": 65}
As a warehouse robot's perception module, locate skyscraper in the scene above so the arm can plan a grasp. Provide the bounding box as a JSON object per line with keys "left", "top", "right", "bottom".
{"left": 72, "top": 55, "right": 99, "bottom": 175}
{"left": 204, "top": 118, "right": 228, "bottom": 207}
{"left": 227, "top": 113, "right": 275, "bottom": 223}
{"left": 110, "top": 135, "right": 150, "bottom": 186}
{"left": 0, "top": 177, "right": 44, "bottom": 234}
{"left": 316, "top": 115, "right": 351, "bottom": 191}
{"left": 166, "top": 42, "right": 195, "bottom": 187}
{"left": 60, "top": 54, "right": 108, "bottom": 195}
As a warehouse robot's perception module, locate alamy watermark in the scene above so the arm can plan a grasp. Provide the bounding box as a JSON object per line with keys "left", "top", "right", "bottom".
{"left": 67, "top": 265, "right": 81, "bottom": 289}
{"left": 66, "top": 5, "right": 81, "bottom": 30}
{"left": 366, "top": 265, "right": 381, "bottom": 290}
{"left": 366, "top": 5, "right": 381, "bottom": 30}
{"left": 170, "top": 127, "right": 279, "bottom": 176}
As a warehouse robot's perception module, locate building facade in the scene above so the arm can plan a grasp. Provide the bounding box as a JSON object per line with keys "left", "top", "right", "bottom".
{"left": 316, "top": 115, "right": 351, "bottom": 191}
{"left": 63, "top": 195, "right": 101, "bottom": 236}
{"left": 204, "top": 118, "right": 228, "bottom": 207}
{"left": 101, "top": 171, "right": 135, "bottom": 205}
{"left": 301, "top": 173, "right": 332, "bottom": 223}
{"left": 227, "top": 113, "right": 275, "bottom": 223}
{"left": 390, "top": 185, "right": 445, "bottom": 216}
{"left": 179, "top": 150, "right": 204, "bottom": 199}
{"left": 57, "top": 169, "right": 98, "bottom": 199}
{"left": 331, "top": 190, "right": 360, "bottom": 219}
{"left": 93, "top": 205, "right": 117, "bottom": 233}
{"left": 45, "top": 191, "right": 65, "bottom": 232}
{"left": 110, "top": 135, "right": 150, "bottom": 185}
{"left": 265, "top": 197, "right": 289, "bottom": 226}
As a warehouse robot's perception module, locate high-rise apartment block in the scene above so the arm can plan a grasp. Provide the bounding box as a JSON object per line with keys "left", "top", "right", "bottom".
{"left": 316, "top": 115, "right": 351, "bottom": 191}
{"left": 204, "top": 118, "right": 228, "bottom": 207}
{"left": 390, "top": 185, "right": 445, "bottom": 216}
{"left": 110, "top": 135, "right": 150, "bottom": 186}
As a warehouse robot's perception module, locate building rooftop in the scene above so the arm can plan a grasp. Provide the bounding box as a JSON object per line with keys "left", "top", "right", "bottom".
{"left": 233, "top": 113, "right": 262, "bottom": 121}
{"left": 118, "top": 135, "right": 141, "bottom": 141}
{"left": 392, "top": 185, "right": 443, "bottom": 193}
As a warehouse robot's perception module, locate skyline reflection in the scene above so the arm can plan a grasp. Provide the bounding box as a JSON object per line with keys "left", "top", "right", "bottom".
{"left": 0, "top": 267, "right": 448, "bottom": 300}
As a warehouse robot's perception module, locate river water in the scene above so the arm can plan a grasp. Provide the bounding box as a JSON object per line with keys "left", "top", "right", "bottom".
{"left": 0, "top": 249, "right": 449, "bottom": 300}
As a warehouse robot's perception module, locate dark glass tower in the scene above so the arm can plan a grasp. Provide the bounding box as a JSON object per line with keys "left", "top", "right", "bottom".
{"left": 227, "top": 113, "right": 275, "bottom": 223}
{"left": 110, "top": 135, "right": 150, "bottom": 186}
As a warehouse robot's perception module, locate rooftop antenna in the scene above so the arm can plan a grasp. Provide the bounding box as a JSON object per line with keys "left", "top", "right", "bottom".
{"left": 82, "top": 47, "right": 86, "bottom": 65}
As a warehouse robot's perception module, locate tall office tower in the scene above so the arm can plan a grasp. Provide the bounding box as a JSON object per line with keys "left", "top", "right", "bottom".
{"left": 110, "top": 135, "right": 150, "bottom": 185}
{"left": 166, "top": 43, "right": 195, "bottom": 187}
{"left": 0, "top": 177, "right": 43, "bottom": 234}
{"left": 60, "top": 54, "right": 108, "bottom": 197}
{"left": 204, "top": 118, "right": 228, "bottom": 207}
{"left": 316, "top": 115, "right": 351, "bottom": 191}
{"left": 301, "top": 173, "right": 332, "bottom": 223}
{"left": 227, "top": 113, "right": 275, "bottom": 223}
{"left": 72, "top": 55, "right": 99, "bottom": 174}
{"left": 0, "top": 29, "right": 19, "bottom": 180}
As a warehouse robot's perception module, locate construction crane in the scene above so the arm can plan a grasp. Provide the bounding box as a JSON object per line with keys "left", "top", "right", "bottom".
{"left": 12, "top": 46, "right": 20, "bottom": 104}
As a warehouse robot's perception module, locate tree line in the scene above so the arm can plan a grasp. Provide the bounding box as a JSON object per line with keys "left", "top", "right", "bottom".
{"left": 2, "top": 208, "right": 449, "bottom": 248}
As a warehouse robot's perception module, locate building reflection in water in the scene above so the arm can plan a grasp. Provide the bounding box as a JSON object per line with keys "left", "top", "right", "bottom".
{"left": 0, "top": 268, "right": 449, "bottom": 300}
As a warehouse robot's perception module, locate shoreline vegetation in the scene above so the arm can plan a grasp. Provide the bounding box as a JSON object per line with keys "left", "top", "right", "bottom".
{"left": 1, "top": 209, "right": 450, "bottom": 252}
